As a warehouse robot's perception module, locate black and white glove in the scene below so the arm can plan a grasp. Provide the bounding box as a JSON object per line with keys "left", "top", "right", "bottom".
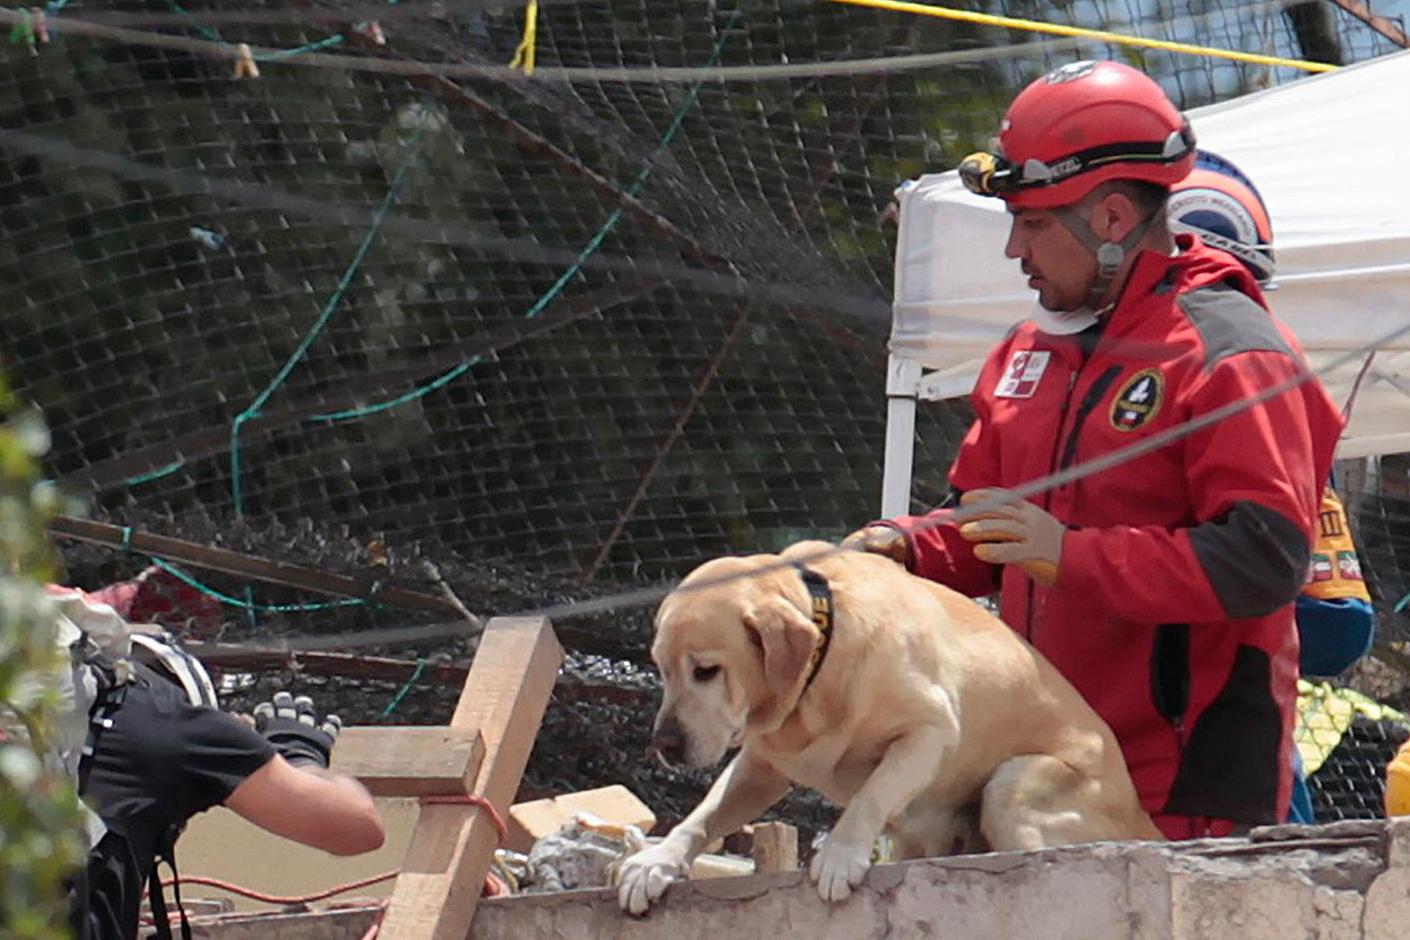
{"left": 253, "top": 691, "right": 342, "bottom": 769}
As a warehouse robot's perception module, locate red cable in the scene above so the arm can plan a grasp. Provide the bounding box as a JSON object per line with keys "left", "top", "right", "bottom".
{"left": 138, "top": 794, "right": 510, "bottom": 926}
{"left": 141, "top": 866, "right": 505, "bottom": 929}
{"left": 483, "top": 871, "right": 512, "bottom": 898}
{"left": 145, "top": 869, "right": 399, "bottom": 908}
{"left": 418, "top": 792, "right": 510, "bottom": 847}
{"left": 359, "top": 900, "right": 389, "bottom": 940}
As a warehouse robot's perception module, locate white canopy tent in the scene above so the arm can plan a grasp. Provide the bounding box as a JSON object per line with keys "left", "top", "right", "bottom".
{"left": 882, "top": 49, "right": 1410, "bottom": 517}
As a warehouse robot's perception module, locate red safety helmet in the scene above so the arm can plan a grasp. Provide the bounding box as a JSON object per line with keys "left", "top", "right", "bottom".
{"left": 960, "top": 60, "right": 1196, "bottom": 209}
{"left": 1168, "top": 150, "right": 1276, "bottom": 283}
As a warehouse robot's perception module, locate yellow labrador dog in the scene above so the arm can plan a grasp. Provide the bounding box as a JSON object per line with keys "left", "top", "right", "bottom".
{"left": 615, "top": 541, "right": 1160, "bottom": 914}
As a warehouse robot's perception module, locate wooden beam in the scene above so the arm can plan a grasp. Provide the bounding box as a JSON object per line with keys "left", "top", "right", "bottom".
{"left": 46, "top": 530, "right": 647, "bottom": 660}
{"left": 185, "top": 643, "right": 657, "bottom": 706}
{"left": 751, "top": 821, "right": 799, "bottom": 874}
{"left": 46, "top": 516, "right": 462, "bottom": 617}
{"left": 332, "top": 727, "right": 484, "bottom": 798}
{"left": 379, "top": 616, "right": 562, "bottom": 940}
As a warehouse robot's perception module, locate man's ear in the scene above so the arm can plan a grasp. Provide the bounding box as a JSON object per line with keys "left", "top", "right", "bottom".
{"left": 742, "top": 599, "right": 819, "bottom": 728}
{"left": 1091, "top": 189, "right": 1145, "bottom": 244}
{"left": 1085, "top": 192, "right": 1118, "bottom": 242}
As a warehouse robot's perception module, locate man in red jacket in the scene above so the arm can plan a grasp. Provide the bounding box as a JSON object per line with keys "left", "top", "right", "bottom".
{"left": 849, "top": 60, "right": 1343, "bottom": 839}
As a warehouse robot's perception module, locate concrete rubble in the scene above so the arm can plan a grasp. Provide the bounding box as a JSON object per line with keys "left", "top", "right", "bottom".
{"left": 184, "top": 818, "right": 1410, "bottom": 939}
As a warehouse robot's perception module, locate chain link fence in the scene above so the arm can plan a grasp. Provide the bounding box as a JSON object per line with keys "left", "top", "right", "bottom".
{"left": 3, "top": 0, "right": 1408, "bottom": 833}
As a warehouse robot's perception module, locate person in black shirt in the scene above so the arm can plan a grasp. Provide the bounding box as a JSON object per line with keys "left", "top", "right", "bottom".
{"left": 70, "top": 676, "right": 384, "bottom": 940}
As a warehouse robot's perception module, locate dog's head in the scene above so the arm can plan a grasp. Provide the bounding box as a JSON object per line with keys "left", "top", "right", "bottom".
{"left": 648, "top": 555, "right": 821, "bottom": 768}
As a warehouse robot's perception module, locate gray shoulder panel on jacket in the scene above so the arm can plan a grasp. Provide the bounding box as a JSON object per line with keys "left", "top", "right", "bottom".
{"left": 1177, "top": 283, "right": 1292, "bottom": 370}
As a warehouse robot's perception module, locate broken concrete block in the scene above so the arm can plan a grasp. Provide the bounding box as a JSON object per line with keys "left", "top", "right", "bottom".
{"left": 508, "top": 785, "right": 657, "bottom": 852}
{"left": 1363, "top": 817, "right": 1410, "bottom": 940}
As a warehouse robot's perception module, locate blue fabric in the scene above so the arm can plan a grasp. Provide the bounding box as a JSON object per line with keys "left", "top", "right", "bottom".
{"left": 1296, "top": 594, "right": 1375, "bottom": 678}
{"left": 1288, "top": 746, "right": 1316, "bottom": 824}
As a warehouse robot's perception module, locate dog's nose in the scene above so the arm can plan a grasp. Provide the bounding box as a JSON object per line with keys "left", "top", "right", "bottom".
{"left": 652, "top": 717, "right": 686, "bottom": 765}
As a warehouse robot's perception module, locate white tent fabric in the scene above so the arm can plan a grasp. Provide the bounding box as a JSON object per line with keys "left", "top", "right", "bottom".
{"left": 891, "top": 49, "right": 1410, "bottom": 459}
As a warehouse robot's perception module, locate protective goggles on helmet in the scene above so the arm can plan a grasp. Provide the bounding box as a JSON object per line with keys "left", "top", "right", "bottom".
{"left": 958, "top": 125, "right": 1196, "bottom": 198}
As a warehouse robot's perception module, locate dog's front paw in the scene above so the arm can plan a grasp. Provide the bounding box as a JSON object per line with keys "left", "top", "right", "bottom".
{"left": 808, "top": 835, "right": 872, "bottom": 903}
{"left": 614, "top": 841, "right": 689, "bottom": 915}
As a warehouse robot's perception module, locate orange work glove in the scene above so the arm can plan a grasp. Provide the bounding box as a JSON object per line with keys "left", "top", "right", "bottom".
{"left": 956, "top": 488, "right": 1065, "bottom": 587}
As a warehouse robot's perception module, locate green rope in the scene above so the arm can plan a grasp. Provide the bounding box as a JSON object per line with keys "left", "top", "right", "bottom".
{"left": 1396, "top": 591, "right": 1409, "bottom": 614}
{"left": 312, "top": 11, "right": 740, "bottom": 424}
{"left": 123, "top": 460, "right": 184, "bottom": 487}
{"left": 230, "top": 127, "right": 424, "bottom": 516}
{"left": 312, "top": 362, "right": 470, "bottom": 422}
{"left": 257, "top": 34, "right": 346, "bottom": 62}
{"left": 380, "top": 659, "right": 428, "bottom": 720}
{"left": 8, "top": 8, "right": 35, "bottom": 46}
{"left": 166, "top": 0, "right": 222, "bottom": 43}
{"left": 147, "top": 557, "right": 367, "bottom": 613}
{"left": 241, "top": 584, "right": 258, "bottom": 629}
{"left": 166, "top": 0, "right": 348, "bottom": 58}
{"left": 151, "top": 0, "right": 415, "bottom": 620}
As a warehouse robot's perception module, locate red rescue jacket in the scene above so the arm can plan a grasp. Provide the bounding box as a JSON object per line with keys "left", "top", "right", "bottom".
{"left": 890, "top": 235, "right": 1343, "bottom": 828}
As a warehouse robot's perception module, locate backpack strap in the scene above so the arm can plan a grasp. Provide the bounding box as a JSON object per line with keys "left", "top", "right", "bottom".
{"left": 148, "top": 827, "right": 193, "bottom": 940}
{"left": 76, "top": 649, "right": 127, "bottom": 797}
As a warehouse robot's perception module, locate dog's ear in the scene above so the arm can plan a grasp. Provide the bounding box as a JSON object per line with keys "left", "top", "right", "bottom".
{"left": 742, "top": 598, "right": 819, "bottom": 728}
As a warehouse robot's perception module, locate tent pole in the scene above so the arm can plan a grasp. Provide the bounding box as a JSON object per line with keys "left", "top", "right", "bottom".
{"left": 881, "top": 355, "right": 923, "bottom": 518}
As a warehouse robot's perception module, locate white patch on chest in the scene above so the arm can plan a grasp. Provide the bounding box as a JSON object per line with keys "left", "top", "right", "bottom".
{"left": 994, "top": 350, "right": 1051, "bottom": 399}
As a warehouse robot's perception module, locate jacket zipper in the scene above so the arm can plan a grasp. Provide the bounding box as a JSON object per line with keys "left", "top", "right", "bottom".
{"left": 1026, "top": 369, "right": 1078, "bottom": 642}
{"left": 1058, "top": 365, "right": 1124, "bottom": 471}
{"left": 1025, "top": 361, "right": 1121, "bottom": 641}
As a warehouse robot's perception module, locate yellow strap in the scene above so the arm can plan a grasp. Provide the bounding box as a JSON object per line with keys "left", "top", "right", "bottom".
{"left": 830, "top": 0, "right": 1338, "bottom": 74}
{"left": 509, "top": 0, "right": 539, "bottom": 76}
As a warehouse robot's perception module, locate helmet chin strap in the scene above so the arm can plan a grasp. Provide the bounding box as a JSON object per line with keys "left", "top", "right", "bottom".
{"left": 1052, "top": 201, "right": 1163, "bottom": 313}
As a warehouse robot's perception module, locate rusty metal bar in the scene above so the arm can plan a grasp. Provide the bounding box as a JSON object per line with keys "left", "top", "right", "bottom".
{"left": 582, "top": 302, "right": 750, "bottom": 581}
{"left": 1325, "top": 0, "right": 1408, "bottom": 47}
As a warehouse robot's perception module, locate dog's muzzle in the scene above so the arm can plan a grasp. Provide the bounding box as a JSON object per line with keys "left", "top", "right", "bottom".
{"left": 651, "top": 716, "right": 687, "bottom": 768}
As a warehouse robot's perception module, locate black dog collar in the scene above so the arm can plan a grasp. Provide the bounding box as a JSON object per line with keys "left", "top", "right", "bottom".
{"left": 794, "top": 564, "right": 834, "bottom": 691}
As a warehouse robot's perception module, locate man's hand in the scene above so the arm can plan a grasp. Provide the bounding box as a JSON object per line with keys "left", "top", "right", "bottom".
{"left": 253, "top": 691, "right": 342, "bottom": 769}
{"left": 841, "top": 524, "right": 909, "bottom": 566}
{"left": 956, "top": 489, "right": 1065, "bottom": 586}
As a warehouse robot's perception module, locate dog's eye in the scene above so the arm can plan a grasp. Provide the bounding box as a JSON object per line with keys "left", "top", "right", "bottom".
{"left": 692, "top": 664, "right": 721, "bottom": 682}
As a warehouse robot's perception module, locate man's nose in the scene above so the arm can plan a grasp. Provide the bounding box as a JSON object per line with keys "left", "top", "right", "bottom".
{"left": 1004, "top": 230, "right": 1025, "bottom": 260}
{"left": 652, "top": 716, "right": 686, "bottom": 764}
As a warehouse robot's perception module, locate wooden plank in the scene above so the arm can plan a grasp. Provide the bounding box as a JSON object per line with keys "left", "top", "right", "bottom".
{"left": 46, "top": 516, "right": 460, "bottom": 616}
{"left": 186, "top": 643, "right": 657, "bottom": 704}
{"left": 379, "top": 616, "right": 562, "bottom": 940}
{"left": 751, "top": 821, "right": 798, "bottom": 874}
{"left": 332, "top": 727, "right": 485, "bottom": 798}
